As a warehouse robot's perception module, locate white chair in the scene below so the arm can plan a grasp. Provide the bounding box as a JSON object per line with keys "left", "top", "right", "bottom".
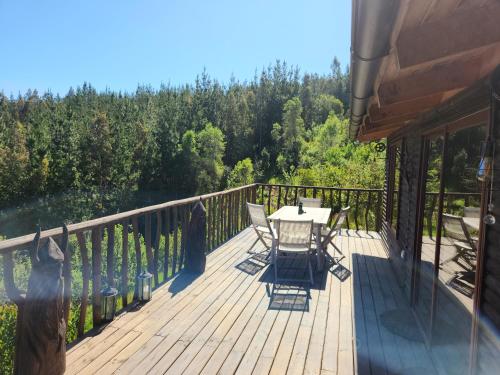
{"left": 274, "top": 219, "right": 314, "bottom": 285}
{"left": 298, "top": 197, "right": 322, "bottom": 208}
{"left": 247, "top": 202, "right": 276, "bottom": 253}
{"left": 440, "top": 213, "right": 477, "bottom": 268}
{"left": 316, "top": 206, "right": 350, "bottom": 265}
{"left": 464, "top": 206, "right": 480, "bottom": 218}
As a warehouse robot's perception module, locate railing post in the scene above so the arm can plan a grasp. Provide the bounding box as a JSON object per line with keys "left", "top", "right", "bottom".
{"left": 76, "top": 231, "right": 90, "bottom": 337}
{"left": 91, "top": 226, "right": 102, "bottom": 327}
{"left": 121, "top": 219, "right": 129, "bottom": 307}
{"left": 376, "top": 190, "right": 383, "bottom": 232}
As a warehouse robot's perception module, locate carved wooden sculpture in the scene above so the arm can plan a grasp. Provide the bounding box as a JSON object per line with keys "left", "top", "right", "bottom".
{"left": 185, "top": 200, "right": 207, "bottom": 273}
{"left": 2, "top": 226, "right": 69, "bottom": 375}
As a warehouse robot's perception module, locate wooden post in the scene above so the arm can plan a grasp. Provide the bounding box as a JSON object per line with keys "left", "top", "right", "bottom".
{"left": 106, "top": 224, "right": 115, "bottom": 287}
{"left": 145, "top": 213, "right": 157, "bottom": 285}
{"left": 91, "top": 227, "right": 102, "bottom": 327}
{"left": 185, "top": 200, "right": 207, "bottom": 273}
{"left": 76, "top": 231, "right": 89, "bottom": 337}
{"left": 61, "top": 225, "right": 71, "bottom": 326}
{"left": 132, "top": 216, "right": 142, "bottom": 300}
{"left": 172, "top": 206, "right": 178, "bottom": 274}
{"left": 121, "top": 220, "right": 129, "bottom": 308}
{"left": 164, "top": 208, "right": 170, "bottom": 280}
{"left": 154, "top": 211, "right": 161, "bottom": 284}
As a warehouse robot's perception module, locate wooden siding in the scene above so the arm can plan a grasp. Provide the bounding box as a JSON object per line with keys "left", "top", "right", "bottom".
{"left": 477, "top": 100, "right": 500, "bottom": 374}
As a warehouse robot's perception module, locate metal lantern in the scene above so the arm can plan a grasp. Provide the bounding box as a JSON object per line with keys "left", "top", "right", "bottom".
{"left": 137, "top": 270, "right": 153, "bottom": 302}
{"left": 100, "top": 286, "right": 118, "bottom": 322}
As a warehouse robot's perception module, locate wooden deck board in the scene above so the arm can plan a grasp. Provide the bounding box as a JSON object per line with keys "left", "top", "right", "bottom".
{"left": 67, "top": 228, "right": 436, "bottom": 375}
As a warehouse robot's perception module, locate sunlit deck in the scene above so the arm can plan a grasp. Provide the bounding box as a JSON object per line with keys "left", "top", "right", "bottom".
{"left": 66, "top": 228, "right": 436, "bottom": 375}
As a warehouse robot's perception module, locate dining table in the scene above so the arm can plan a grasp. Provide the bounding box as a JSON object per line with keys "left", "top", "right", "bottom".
{"left": 268, "top": 205, "right": 332, "bottom": 270}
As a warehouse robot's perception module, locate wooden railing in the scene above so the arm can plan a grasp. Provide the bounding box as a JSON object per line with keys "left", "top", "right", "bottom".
{"left": 255, "top": 183, "right": 384, "bottom": 232}
{"left": 0, "top": 183, "right": 256, "bottom": 360}
{"left": 0, "top": 181, "right": 478, "bottom": 371}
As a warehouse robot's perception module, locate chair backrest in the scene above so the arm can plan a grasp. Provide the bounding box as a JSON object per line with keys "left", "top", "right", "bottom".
{"left": 247, "top": 202, "right": 271, "bottom": 230}
{"left": 464, "top": 206, "right": 480, "bottom": 218}
{"left": 322, "top": 206, "right": 350, "bottom": 246}
{"left": 298, "top": 197, "right": 322, "bottom": 208}
{"left": 442, "top": 213, "right": 476, "bottom": 250}
{"left": 276, "top": 219, "right": 313, "bottom": 249}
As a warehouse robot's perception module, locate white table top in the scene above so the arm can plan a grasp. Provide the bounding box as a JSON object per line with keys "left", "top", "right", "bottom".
{"left": 463, "top": 217, "right": 480, "bottom": 231}
{"left": 268, "top": 205, "right": 331, "bottom": 226}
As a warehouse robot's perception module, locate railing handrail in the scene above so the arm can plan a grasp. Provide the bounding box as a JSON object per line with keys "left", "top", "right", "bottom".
{"left": 0, "top": 182, "right": 481, "bottom": 254}
{"left": 0, "top": 183, "right": 257, "bottom": 254}
{"left": 256, "top": 183, "right": 383, "bottom": 192}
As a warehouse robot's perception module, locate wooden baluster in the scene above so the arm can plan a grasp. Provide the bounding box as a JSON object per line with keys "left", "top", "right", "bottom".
{"left": 145, "top": 213, "right": 157, "bottom": 286}
{"left": 277, "top": 186, "right": 282, "bottom": 209}
{"left": 106, "top": 224, "right": 115, "bottom": 287}
{"left": 321, "top": 189, "right": 326, "bottom": 207}
{"left": 337, "top": 189, "right": 342, "bottom": 210}
{"left": 61, "top": 225, "right": 71, "bottom": 326}
{"left": 212, "top": 197, "right": 217, "bottom": 248}
{"left": 164, "top": 208, "right": 170, "bottom": 280}
{"left": 91, "top": 227, "right": 102, "bottom": 326}
{"left": 228, "top": 192, "right": 233, "bottom": 236}
{"left": 303, "top": 187, "right": 307, "bottom": 199}
{"left": 132, "top": 216, "right": 142, "bottom": 299}
{"left": 267, "top": 185, "right": 272, "bottom": 214}
{"left": 294, "top": 187, "right": 298, "bottom": 205}
{"left": 154, "top": 211, "right": 161, "bottom": 284}
{"left": 207, "top": 198, "right": 212, "bottom": 252}
{"left": 224, "top": 194, "right": 229, "bottom": 240}
{"left": 345, "top": 190, "right": 351, "bottom": 229}
{"left": 284, "top": 186, "right": 289, "bottom": 206}
{"left": 172, "top": 206, "right": 178, "bottom": 274}
{"left": 260, "top": 185, "right": 265, "bottom": 205}
{"left": 376, "top": 190, "right": 383, "bottom": 232}
{"left": 354, "top": 190, "right": 360, "bottom": 231}
{"left": 121, "top": 219, "right": 129, "bottom": 307}
{"left": 76, "top": 232, "right": 90, "bottom": 337}
{"left": 181, "top": 205, "right": 189, "bottom": 268}
{"left": 313, "top": 187, "right": 317, "bottom": 198}
{"left": 329, "top": 188, "right": 334, "bottom": 210}
{"left": 365, "top": 191, "right": 372, "bottom": 232}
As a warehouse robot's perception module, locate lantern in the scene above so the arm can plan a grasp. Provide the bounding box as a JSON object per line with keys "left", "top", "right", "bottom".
{"left": 100, "top": 286, "right": 118, "bottom": 322}
{"left": 137, "top": 270, "right": 153, "bottom": 302}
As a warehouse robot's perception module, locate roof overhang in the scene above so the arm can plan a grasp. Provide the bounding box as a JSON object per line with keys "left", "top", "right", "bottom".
{"left": 349, "top": 0, "right": 500, "bottom": 141}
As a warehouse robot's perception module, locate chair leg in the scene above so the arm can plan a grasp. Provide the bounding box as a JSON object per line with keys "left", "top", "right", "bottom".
{"left": 308, "top": 254, "right": 314, "bottom": 285}
{"left": 274, "top": 252, "right": 279, "bottom": 283}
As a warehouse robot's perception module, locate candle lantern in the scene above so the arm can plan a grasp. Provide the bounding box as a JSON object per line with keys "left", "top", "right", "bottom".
{"left": 137, "top": 270, "right": 153, "bottom": 302}
{"left": 100, "top": 286, "right": 118, "bottom": 322}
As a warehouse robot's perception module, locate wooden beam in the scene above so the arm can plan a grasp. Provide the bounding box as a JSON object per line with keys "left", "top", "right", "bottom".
{"left": 397, "top": 2, "right": 500, "bottom": 68}
{"left": 378, "top": 46, "right": 500, "bottom": 105}
{"left": 369, "top": 89, "right": 462, "bottom": 121}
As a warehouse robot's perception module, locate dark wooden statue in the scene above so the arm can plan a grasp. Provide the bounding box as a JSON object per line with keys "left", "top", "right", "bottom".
{"left": 3, "top": 226, "right": 68, "bottom": 375}
{"left": 185, "top": 200, "right": 207, "bottom": 273}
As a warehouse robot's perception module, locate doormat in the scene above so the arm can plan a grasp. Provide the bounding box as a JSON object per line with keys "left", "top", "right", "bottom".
{"left": 380, "top": 308, "right": 425, "bottom": 343}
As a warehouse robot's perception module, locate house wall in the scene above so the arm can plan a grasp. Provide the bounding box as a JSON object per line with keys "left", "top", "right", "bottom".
{"left": 384, "top": 132, "right": 423, "bottom": 300}
{"left": 476, "top": 95, "right": 500, "bottom": 375}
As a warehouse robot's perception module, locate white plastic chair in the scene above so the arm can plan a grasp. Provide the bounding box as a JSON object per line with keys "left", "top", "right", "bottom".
{"left": 274, "top": 219, "right": 314, "bottom": 285}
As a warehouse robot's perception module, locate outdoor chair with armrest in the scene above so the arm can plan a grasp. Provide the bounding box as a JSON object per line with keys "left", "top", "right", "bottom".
{"left": 440, "top": 213, "right": 477, "bottom": 269}
{"left": 298, "top": 196, "right": 322, "bottom": 208}
{"left": 274, "top": 219, "right": 315, "bottom": 285}
{"left": 315, "top": 206, "right": 350, "bottom": 265}
{"left": 246, "top": 202, "right": 276, "bottom": 255}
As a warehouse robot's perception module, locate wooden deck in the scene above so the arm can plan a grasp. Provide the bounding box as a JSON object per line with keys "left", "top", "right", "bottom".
{"left": 67, "top": 228, "right": 437, "bottom": 375}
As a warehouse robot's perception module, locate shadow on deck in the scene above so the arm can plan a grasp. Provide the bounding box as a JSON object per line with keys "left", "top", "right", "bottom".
{"left": 66, "top": 228, "right": 438, "bottom": 375}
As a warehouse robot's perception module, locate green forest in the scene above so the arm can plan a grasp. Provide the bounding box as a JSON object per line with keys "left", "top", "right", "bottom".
{"left": 0, "top": 59, "right": 384, "bottom": 238}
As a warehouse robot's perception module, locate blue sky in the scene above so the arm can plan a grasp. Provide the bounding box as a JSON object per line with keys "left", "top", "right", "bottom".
{"left": 0, "top": 0, "right": 351, "bottom": 95}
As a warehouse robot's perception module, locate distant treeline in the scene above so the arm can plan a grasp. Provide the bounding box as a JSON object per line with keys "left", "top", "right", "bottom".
{"left": 0, "top": 59, "right": 385, "bottom": 237}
